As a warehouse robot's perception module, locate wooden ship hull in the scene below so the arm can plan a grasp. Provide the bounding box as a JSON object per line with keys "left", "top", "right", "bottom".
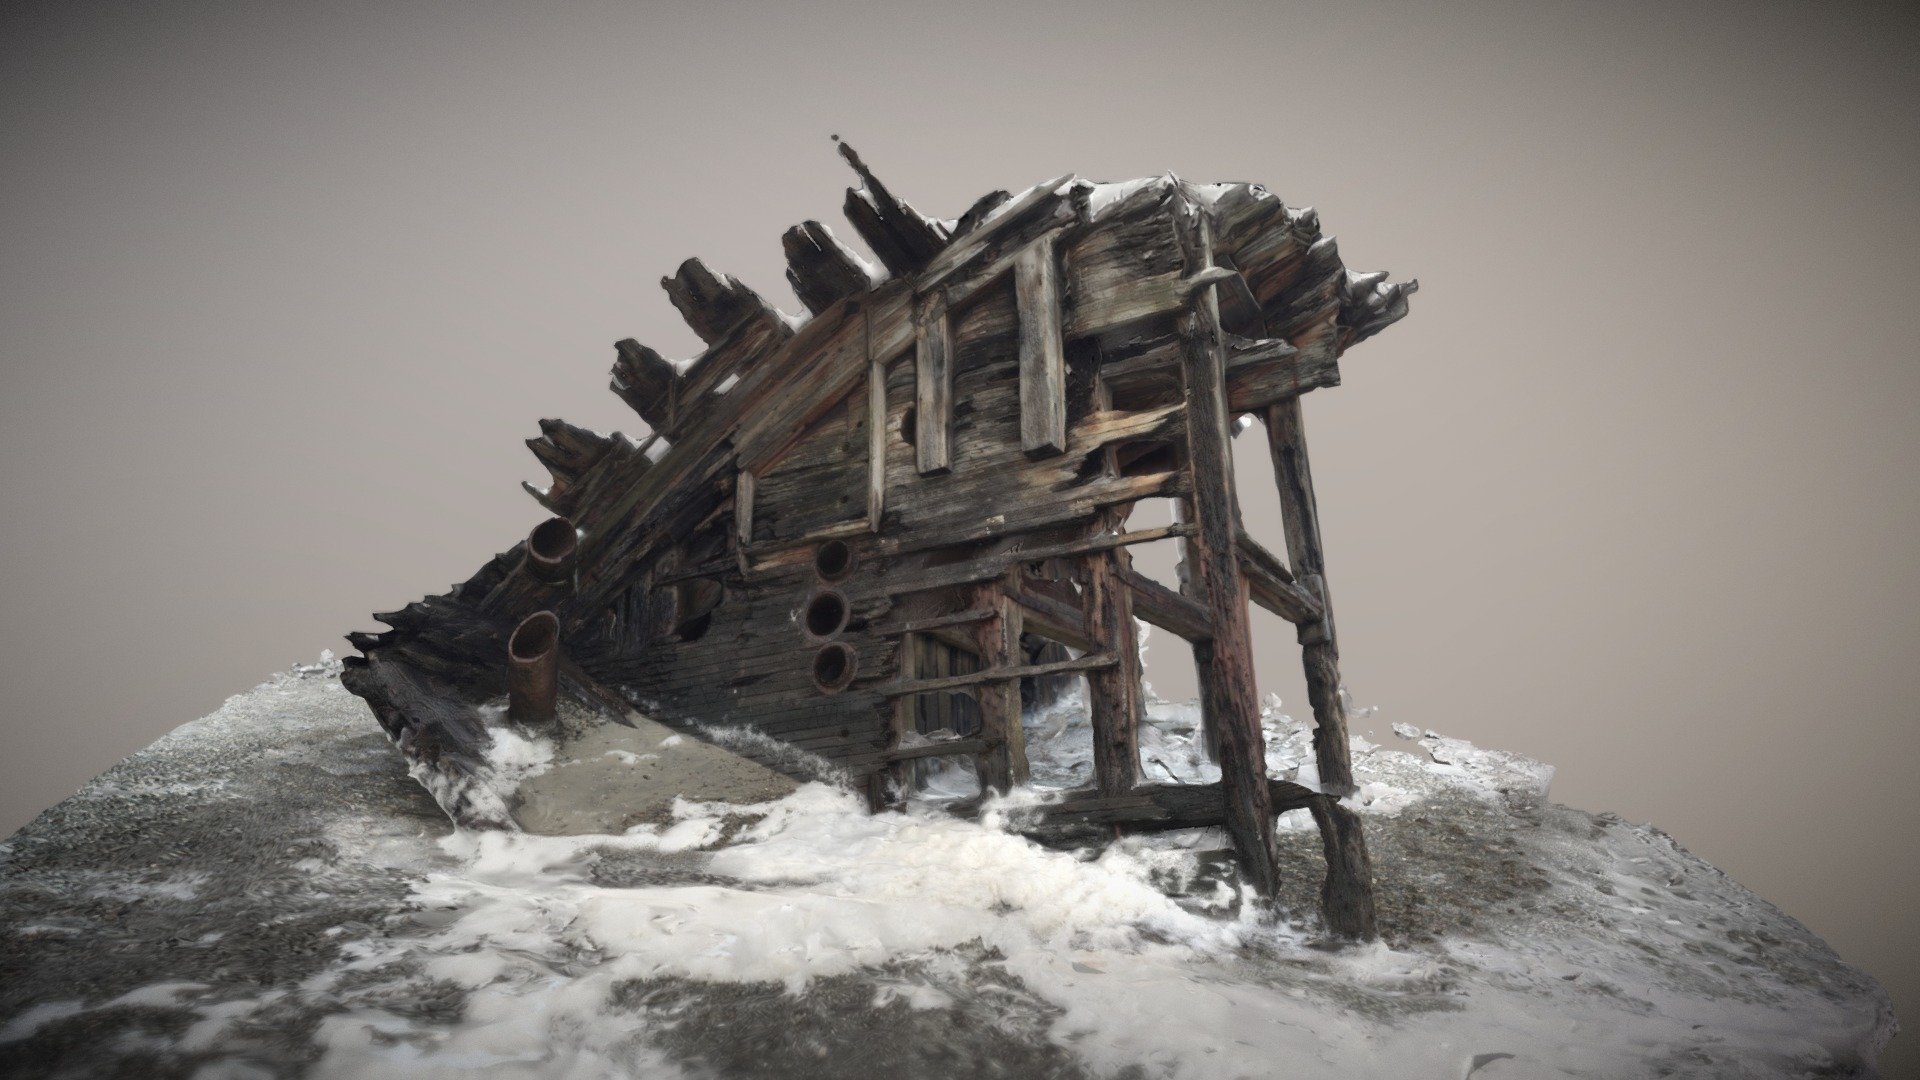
{"left": 342, "top": 147, "right": 1414, "bottom": 937}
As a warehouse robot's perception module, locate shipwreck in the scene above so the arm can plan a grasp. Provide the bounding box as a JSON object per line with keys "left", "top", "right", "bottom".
{"left": 342, "top": 145, "right": 1416, "bottom": 938}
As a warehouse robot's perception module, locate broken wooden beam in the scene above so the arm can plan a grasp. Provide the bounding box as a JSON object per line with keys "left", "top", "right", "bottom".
{"left": 1237, "top": 531, "right": 1325, "bottom": 625}
{"left": 879, "top": 607, "right": 997, "bottom": 636}
{"left": 782, "top": 220, "right": 873, "bottom": 315}
{"left": 610, "top": 339, "right": 680, "bottom": 433}
{"left": 661, "top": 257, "right": 775, "bottom": 346}
{"left": 837, "top": 141, "right": 949, "bottom": 276}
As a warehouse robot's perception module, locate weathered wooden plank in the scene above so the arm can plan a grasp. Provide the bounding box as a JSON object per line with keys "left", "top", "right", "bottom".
{"left": 1119, "top": 567, "right": 1212, "bottom": 642}
{"left": 878, "top": 523, "right": 1195, "bottom": 597}
{"left": 879, "top": 607, "right": 995, "bottom": 636}
{"left": 881, "top": 652, "right": 1115, "bottom": 697}
{"left": 1008, "top": 582, "right": 1094, "bottom": 653}
{"left": 782, "top": 220, "right": 873, "bottom": 316}
{"left": 913, "top": 295, "right": 953, "bottom": 474}
{"left": 1014, "top": 778, "right": 1320, "bottom": 835}
{"left": 1015, "top": 234, "right": 1068, "bottom": 457}
{"left": 1174, "top": 188, "right": 1281, "bottom": 898}
{"left": 732, "top": 301, "right": 867, "bottom": 470}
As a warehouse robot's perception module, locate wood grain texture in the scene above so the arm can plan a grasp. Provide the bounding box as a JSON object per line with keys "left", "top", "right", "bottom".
{"left": 1015, "top": 234, "right": 1068, "bottom": 457}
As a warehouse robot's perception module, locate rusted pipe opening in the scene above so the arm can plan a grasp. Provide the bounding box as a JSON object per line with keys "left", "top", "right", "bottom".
{"left": 524, "top": 516, "right": 579, "bottom": 585}
{"left": 813, "top": 539, "right": 854, "bottom": 582}
{"left": 507, "top": 610, "right": 560, "bottom": 724}
{"left": 811, "top": 642, "right": 857, "bottom": 694}
{"left": 803, "top": 589, "right": 850, "bottom": 639}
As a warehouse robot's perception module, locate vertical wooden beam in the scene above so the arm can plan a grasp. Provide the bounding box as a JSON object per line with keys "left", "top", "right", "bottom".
{"left": 884, "top": 632, "right": 916, "bottom": 809}
{"left": 914, "top": 295, "right": 953, "bottom": 475}
{"left": 734, "top": 468, "right": 755, "bottom": 549}
{"left": 867, "top": 346, "right": 887, "bottom": 531}
{"left": 972, "top": 577, "right": 1027, "bottom": 791}
{"left": 1173, "top": 195, "right": 1282, "bottom": 898}
{"left": 1015, "top": 235, "right": 1067, "bottom": 457}
{"left": 1262, "top": 398, "right": 1356, "bottom": 796}
{"left": 1083, "top": 521, "right": 1142, "bottom": 796}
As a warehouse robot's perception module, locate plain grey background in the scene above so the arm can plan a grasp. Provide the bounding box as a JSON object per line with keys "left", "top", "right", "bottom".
{"left": 4, "top": 0, "right": 1915, "bottom": 1070}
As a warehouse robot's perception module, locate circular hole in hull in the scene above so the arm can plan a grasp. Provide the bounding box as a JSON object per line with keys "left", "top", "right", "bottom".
{"left": 803, "top": 589, "right": 850, "bottom": 639}
{"left": 812, "top": 642, "right": 857, "bottom": 694}
{"left": 813, "top": 539, "right": 854, "bottom": 582}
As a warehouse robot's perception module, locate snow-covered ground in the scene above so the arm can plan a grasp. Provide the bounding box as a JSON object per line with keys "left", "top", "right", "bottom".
{"left": 0, "top": 655, "right": 1896, "bottom": 1079}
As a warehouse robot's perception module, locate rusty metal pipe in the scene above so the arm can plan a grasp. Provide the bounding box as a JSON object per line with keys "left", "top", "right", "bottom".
{"left": 524, "top": 516, "right": 579, "bottom": 586}
{"left": 507, "top": 610, "right": 560, "bottom": 724}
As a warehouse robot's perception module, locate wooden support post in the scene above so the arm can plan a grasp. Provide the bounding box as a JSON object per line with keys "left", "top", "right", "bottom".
{"left": 867, "top": 340, "right": 887, "bottom": 531}
{"left": 885, "top": 632, "right": 917, "bottom": 808}
{"left": 914, "top": 295, "right": 953, "bottom": 475}
{"left": 1174, "top": 196, "right": 1282, "bottom": 898}
{"left": 1262, "top": 398, "right": 1356, "bottom": 796}
{"left": 734, "top": 469, "right": 755, "bottom": 549}
{"left": 1308, "top": 797, "right": 1378, "bottom": 939}
{"left": 1083, "top": 526, "right": 1142, "bottom": 796}
{"left": 1015, "top": 235, "right": 1067, "bottom": 457}
{"left": 972, "top": 578, "right": 1028, "bottom": 791}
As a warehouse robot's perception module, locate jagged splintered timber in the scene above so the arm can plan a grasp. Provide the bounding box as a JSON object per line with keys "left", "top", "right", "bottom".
{"left": 342, "top": 145, "right": 1416, "bottom": 940}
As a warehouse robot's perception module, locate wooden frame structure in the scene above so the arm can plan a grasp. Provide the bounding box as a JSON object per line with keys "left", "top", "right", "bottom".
{"left": 342, "top": 146, "right": 1415, "bottom": 938}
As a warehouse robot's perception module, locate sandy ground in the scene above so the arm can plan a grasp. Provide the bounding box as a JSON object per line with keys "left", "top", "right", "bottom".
{"left": 511, "top": 705, "right": 796, "bottom": 835}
